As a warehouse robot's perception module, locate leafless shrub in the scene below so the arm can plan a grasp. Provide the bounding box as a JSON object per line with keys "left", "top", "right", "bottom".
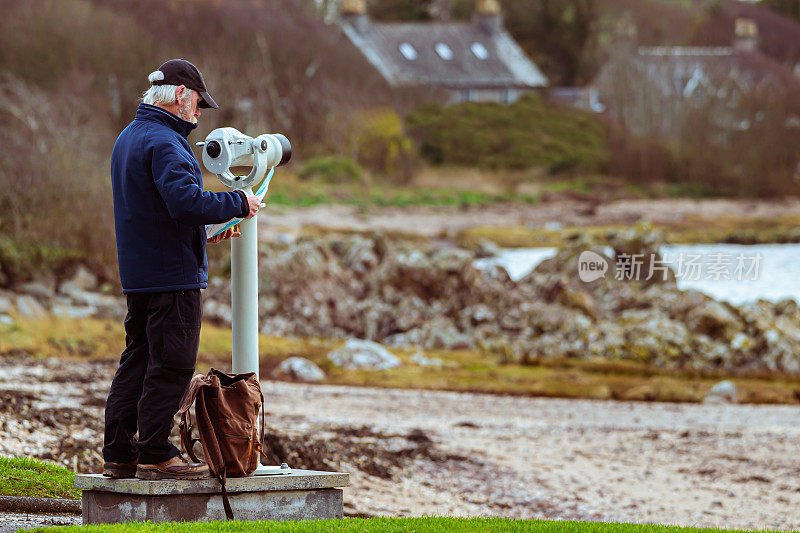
{"left": 0, "top": 74, "right": 116, "bottom": 283}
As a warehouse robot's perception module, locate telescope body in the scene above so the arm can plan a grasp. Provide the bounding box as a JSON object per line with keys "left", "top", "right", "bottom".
{"left": 199, "top": 127, "right": 291, "bottom": 190}
{"left": 199, "top": 126, "right": 291, "bottom": 475}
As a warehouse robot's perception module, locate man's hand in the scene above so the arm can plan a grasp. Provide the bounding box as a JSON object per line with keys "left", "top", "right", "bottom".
{"left": 244, "top": 193, "right": 259, "bottom": 219}
{"left": 207, "top": 227, "right": 241, "bottom": 244}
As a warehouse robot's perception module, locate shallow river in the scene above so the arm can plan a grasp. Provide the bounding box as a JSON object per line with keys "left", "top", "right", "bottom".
{"left": 475, "top": 243, "right": 800, "bottom": 305}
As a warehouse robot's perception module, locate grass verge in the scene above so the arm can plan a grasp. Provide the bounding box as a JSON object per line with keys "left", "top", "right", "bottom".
{"left": 4, "top": 316, "right": 800, "bottom": 404}
{"left": 30, "top": 517, "right": 780, "bottom": 532}
{"left": 0, "top": 456, "right": 78, "bottom": 499}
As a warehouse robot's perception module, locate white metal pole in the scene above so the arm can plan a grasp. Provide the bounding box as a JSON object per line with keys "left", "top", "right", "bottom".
{"left": 230, "top": 191, "right": 259, "bottom": 380}
{"left": 230, "top": 204, "right": 288, "bottom": 474}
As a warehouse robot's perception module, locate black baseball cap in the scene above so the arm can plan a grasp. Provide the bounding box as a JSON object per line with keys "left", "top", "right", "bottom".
{"left": 150, "top": 59, "right": 218, "bottom": 109}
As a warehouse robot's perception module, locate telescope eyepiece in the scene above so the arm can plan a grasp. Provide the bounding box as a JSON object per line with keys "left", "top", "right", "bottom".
{"left": 275, "top": 134, "right": 292, "bottom": 167}
{"left": 206, "top": 140, "right": 221, "bottom": 159}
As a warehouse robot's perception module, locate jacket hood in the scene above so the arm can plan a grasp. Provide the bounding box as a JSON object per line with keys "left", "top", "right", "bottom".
{"left": 134, "top": 103, "right": 198, "bottom": 139}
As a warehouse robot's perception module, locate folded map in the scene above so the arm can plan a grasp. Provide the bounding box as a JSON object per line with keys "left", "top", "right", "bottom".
{"left": 205, "top": 167, "right": 275, "bottom": 239}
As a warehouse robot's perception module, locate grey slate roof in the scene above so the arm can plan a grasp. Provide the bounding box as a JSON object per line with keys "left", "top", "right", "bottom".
{"left": 341, "top": 20, "right": 548, "bottom": 89}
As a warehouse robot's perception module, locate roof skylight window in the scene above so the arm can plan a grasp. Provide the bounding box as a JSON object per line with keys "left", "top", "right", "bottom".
{"left": 470, "top": 42, "right": 489, "bottom": 59}
{"left": 399, "top": 43, "right": 418, "bottom": 60}
{"left": 435, "top": 43, "right": 453, "bottom": 60}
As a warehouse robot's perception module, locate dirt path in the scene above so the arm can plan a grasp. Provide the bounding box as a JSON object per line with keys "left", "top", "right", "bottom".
{"left": 264, "top": 381, "right": 800, "bottom": 529}
{"left": 3, "top": 357, "right": 800, "bottom": 529}
{"left": 258, "top": 198, "right": 800, "bottom": 238}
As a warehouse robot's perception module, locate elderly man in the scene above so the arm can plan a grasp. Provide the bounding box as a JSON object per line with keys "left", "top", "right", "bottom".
{"left": 102, "top": 59, "right": 260, "bottom": 480}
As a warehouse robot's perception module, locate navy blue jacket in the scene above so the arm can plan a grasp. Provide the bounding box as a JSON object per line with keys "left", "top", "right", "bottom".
{"left": 111, "top": 104, "right": 247, "bottom": 293}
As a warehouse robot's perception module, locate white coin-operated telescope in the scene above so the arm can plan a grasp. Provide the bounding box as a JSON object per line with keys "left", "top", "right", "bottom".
{"left": 200, "top": 127, "right": 291, "bottom": 190}
{"left": 198, "top": 127, "right": 291, "bottom": 475}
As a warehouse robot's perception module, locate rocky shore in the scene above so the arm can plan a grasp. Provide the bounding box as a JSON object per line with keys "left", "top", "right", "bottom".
{"left": 4, "top": 227, "right": 800, "bottom": 375}
{"left": 205, "top": 228, "right": 799, "bottom": 375}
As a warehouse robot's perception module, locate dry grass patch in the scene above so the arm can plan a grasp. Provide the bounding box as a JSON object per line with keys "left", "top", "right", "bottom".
{"left": 4, "top": 317, "right": 800, "bottom": 404}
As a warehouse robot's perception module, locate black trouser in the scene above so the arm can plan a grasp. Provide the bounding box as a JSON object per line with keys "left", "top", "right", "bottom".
{"left": 103, "top": 289, "right": 202, "bottom": 465}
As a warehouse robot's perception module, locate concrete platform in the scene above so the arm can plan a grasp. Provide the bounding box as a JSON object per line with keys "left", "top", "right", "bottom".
{"left": 75, "top": 470, "right": 349, "bottom": 524}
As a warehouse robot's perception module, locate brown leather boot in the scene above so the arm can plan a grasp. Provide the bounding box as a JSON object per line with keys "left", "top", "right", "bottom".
{"left": 102, "top": 460, "right": 138, "bottom": 478}
{"left": 135, "top": 454, "right": 210, "bottom": 480}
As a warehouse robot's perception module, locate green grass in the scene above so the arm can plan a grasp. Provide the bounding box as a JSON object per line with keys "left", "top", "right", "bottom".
{"left": 263, "top": 183, "right": 538, "bottom": 208}
{"left": 0, "top": 456, "right": 78, "bottom": 499}
{"left": 30, "top": 517, "right": 786, "bottom": 532}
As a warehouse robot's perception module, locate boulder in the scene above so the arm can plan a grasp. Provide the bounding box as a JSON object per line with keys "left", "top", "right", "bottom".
{"left": 204, "top": 299, "right": 233, "bottom": 326}
{"left": 338, "top": 236, "right": 380, "bottom": 274}
{"left": 58, "top": 265, "right": 98, "bottom": 294}
{"left": 391, "top": 318, "right": 473, "bottom": 351}
{"left": 0, "top": 314, "right": 15, "bottom": 326}
{"left": 474, "top": 239, "right": 501, "bottom": 259}
{"left": 685, "top": 300, "right": 743, "bottom": 341}
{"left": 66, "top": 291, "right": 126, "bottom": 319}
{"left": 704, "top": 380, "right": 737, "bottom": 404}
{"left": 271, "top": 357, "right": 325, "bottom": 382}
{"left": 52, "top": 303, "right": 97, "bottom": 319}
{"left": 327, "top": 339, "right": 401, "bottom": 370}
{"left": 19, "top": 280, "right": 55, "bottom": 300}
{"left": 619, "top": 309, "right": 691, "bottom": 365}
{"left": 411, "top": 352, "right": 444, "bottom": 367}
{"left": 15, "top": 295, "right": 47, "bottom": 319}
{"left": 0, "top": 291, "right": 14, "bottom": 314}
{"left": 689, "top": 334, "right": 733, "bottom": 370}
{"left": 609, "top": 223, "right": 676, "bottom": 287}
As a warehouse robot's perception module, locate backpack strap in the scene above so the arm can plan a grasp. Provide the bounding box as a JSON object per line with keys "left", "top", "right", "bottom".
{"left": 179, "top": 411, "right": 202, "bottom": 464}
{"left": 194, "top": 387, "right": 235, "bottom": 520}
{"left": 177, "top": 374, "right": 207, "bottom": 465}
{"left": 218, "top": 472, "right": 234, "bottom": 520}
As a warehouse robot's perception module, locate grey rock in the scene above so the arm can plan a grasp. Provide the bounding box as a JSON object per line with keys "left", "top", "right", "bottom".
{"left": 0, "top": 314, "right": 15, "bottom": 326}
{"left": 63, "top": 265, "right": 97, "bottom": 292}
{"left": 15, "top": 295, "right": 47, "bottom": 319}
{"left": 52, "top": 303, "right": 97, "bottom": 319}
{"left": 686, "top": 300, "right": 743, "bottom": 341}
{"left": 620, "top": 310, "right": 691, "bottom": 365}
{"left": 272, "top": 357, "right": 325, "bottom": 382}
{"left": 327, "top": 339, "right": 401, "bottom": 370}
{"left": 774, "top": 298, "right": 798, "bottom": 316}
{"left": 474, "top": 239, "right": 501, "bottom": 259}
{"left": 0, "top": 291, "right": 14, "bottom": 314}
{"left": 704, "top": 380, "right": 737, "bottom": 404}
{"left": 204, "top": 299, "right": 233, "bottom": 326}
{"left": 339, "top": 236, "right": 379, "bottom": 274}
{"left": 67, "top": 291, "right": 125, "bottom": 319}
{"left": 19, "top": 280, "right": 55, "bottom": 300}
{"left": 422, "top": 319, "right": 473, "bottom": 350}
{"left": 260, "top": 316, "right": 294, "bottom": 337}
{"left": 276, "top": 232, "right": 296, "bottom": 245}
{"left": 411, "top": 352, "right": 444, "bottom": 367}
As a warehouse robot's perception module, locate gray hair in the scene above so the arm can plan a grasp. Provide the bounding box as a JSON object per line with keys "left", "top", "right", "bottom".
{"left": 141, "top": 70, "right": 195, "bottom": 106}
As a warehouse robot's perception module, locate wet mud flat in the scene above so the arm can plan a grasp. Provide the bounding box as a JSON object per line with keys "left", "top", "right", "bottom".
{"left": 2, "top": 355, "right": 800, "bottom": 528}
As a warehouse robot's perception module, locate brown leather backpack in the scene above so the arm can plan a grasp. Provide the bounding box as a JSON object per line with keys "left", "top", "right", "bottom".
{"left": 178, "top": 368, "right": 272, "bottom": 519}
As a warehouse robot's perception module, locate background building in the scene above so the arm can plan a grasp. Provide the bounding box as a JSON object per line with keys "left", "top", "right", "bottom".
{"left": 339, "top": 0, "right": 548, "bottom": 104}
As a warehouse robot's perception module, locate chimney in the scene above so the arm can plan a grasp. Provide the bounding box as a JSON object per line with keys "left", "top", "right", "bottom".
{"left": 474, "top": 0, "right": 503, "bottom": 34}
{"left": 341, "top": 0, "right": 369, "bottom": 33}
{"left": 734, "top": 18, "right": 758, "bottom": 52}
